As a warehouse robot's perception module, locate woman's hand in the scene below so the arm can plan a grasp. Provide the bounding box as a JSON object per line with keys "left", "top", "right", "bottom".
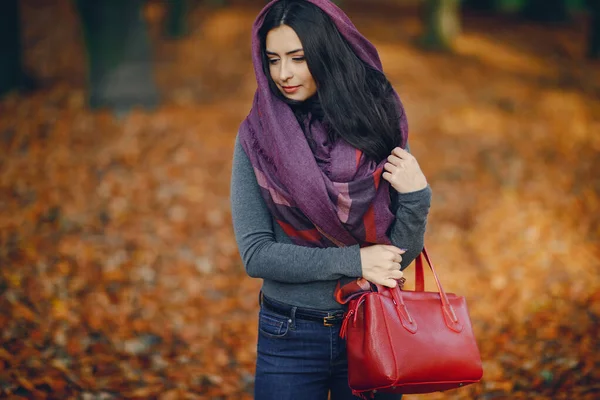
{"left": 360, "top": 245, "right": 405, "bottom": 288}
{"left": 382, "top": 147, "right": 427, "bottom": 194}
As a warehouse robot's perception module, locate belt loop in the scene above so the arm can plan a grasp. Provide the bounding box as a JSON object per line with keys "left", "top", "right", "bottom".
{"left": 289, "top": 306, "right": 297, "bottom": 331}
{"left": 259, "top": 291, "right": 264, "bottom": 307}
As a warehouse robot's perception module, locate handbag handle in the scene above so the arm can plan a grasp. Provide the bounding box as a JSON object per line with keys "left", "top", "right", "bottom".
{"left": 410, "top": 247, "right": 463, "bottom": 332}
{"left": 336, "top": 247, "right": 464, "bottom": 333}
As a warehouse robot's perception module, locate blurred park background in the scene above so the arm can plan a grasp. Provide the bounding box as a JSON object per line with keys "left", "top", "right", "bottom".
{"left": 0, "top": 0, "right": 599, "bottom": 399}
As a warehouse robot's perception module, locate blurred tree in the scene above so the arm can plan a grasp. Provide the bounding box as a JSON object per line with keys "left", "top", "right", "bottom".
{"left": 464, "top": 0, "right": 588, "bottom": 15}
{"left": 522, "top": 0, "right": 570, "bottom": 22}
{"left": 463, "top": 0, "right": 496, "bottom": 11}
{"left": 165, "top": 0, "right": 189, "bottom": 39}
{"left": 420, "top": 0, "right": 461, "bottom": 51}
{"left": 588, "top": 0, "right": 600, "bottom": 58}
{"left": 0, "top": 0, "right": 22, "bottom": 96}
{"left": 75, "top": 0, "right": 159, "bottom": 114}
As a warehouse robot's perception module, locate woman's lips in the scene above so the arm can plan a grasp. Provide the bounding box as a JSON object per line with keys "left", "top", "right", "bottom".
{"left": 282, "top": 85, "right": 300, "bottom": 94}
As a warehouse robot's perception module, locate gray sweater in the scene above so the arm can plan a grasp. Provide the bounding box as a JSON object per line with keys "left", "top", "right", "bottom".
{"left": 230, "top": 136, "right": 432, "bottom": 310}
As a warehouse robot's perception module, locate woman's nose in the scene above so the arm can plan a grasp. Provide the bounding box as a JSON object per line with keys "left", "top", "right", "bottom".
{"left": 279, "top": 62, "right": 293, "bottom": 82}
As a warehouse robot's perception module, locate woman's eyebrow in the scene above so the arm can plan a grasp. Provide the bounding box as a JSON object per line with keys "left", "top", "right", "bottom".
{"left": 265, "top": 48, "right": 303, "bottom": 56}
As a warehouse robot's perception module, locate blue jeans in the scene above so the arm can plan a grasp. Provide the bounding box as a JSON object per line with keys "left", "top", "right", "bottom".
{"left": 254, "top": 294, "right": 402, "bottom": 400}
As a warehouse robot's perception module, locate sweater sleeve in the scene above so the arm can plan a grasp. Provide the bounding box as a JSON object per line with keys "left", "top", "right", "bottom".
{"left": 388, "top": 141, "right": 432, "bottom": 269}
{"left": 388, "top": 185, "right": 432, "bottom": 270}
{"left": 230, "top": 136, "right": 363, "bottom": 283}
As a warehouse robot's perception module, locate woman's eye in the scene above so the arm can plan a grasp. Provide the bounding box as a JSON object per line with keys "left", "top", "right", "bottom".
{"left": 293, "top": 57, "right": 305, "bottom": 62}
{"left": 268, "top": 59, "right": 279, "bottom": 65}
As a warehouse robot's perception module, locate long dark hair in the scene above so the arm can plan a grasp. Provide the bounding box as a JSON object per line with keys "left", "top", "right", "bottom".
{"left": 258, "top": 0, "right": 403, "bottom": 162}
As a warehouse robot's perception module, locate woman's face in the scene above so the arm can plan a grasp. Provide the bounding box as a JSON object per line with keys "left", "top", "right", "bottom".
{"left": 265, "top": 25, "right": 317, "bottom": 102}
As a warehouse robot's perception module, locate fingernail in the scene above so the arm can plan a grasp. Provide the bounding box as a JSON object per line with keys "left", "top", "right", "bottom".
{"left": 399, "top": 248, "right": 407, "bottom": 252}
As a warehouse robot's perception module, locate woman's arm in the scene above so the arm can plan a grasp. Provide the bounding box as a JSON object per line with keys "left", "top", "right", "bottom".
{"left": 388, "top": 185, "right": 432, "bottom": 270}
{"left": 386, "top": 141, "right": 432, "bottom": 269}
{"left": 230, "top": 136, "right": 363, "bottom": 283}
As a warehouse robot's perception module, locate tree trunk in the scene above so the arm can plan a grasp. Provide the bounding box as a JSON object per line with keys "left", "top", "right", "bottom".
{"left": 420, "top": 0, "right": 461, "bottom": 51}
{"left": 588, "top": 0, "right": 600, "bottom": 59}
{"left": 463, "top": 0, "right": 496, "bottom": 11}
{"left": 75, "top": 0, "right": 159, "bottom": 114}
{"left": 164, "top": 0, "right": 189, "bottom": 38}
{"left": 522, "top": 0, "right": 570, "bottom": 23}
{"left": 0, "top": 0, "right": 21, "bottom": 96}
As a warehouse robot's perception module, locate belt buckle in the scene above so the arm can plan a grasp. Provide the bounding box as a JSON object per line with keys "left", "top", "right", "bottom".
{"left": 323, "top": 315, "right": 336, "bottom": 327}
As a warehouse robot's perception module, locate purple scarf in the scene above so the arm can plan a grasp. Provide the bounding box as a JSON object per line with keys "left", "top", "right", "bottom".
{"left": 238, "top": 0, "right": 408, "bottom": 248}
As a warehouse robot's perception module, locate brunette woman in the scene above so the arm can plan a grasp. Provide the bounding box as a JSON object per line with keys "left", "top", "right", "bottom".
{"left": 231, "top": 1, "right": 431, "bottom": 398}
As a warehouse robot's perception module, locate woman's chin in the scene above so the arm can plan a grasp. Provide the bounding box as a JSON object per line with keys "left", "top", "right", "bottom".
{"left": 281, "top": 92, "right": 304, "bottom": 101}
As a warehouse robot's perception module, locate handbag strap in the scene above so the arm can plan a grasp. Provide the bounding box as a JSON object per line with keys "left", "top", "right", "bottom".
{"left": 412, "top": 247, "right": 463, "bottom": 332}
{"left": 415, "top": 250, "right": 425, "bottom": 291}
{"left": 415, "top": 247, "right": 439, "bottom": 292}
{"left": 335, "top": 247, "right": 464, "bottom": 331}
{"left": 417, "top": 248, "right": 449, "bottom": 307}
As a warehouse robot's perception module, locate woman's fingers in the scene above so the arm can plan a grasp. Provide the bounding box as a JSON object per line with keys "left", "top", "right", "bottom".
{"left": 384, "top": 162, "right": 397, "bottom": 172}
{"left": 379, "top": 270, "right": 404, "bottom": 288}
{"left": 383, "top": 245, "right": 405, "bottom": 254}
{"left": 381, "top": 278, "right": 398, "bottom": 288}
{"left": 360, "top": 245, "right": 407, "bottom": 287}
{"left": 387, "top": 154, "right": 403, "bottom": 165}
{"left": 391, "top": 248, "right": 403, "bottom": 264}
{"left": 387, "top": 255, "right": 402, "bottom": 267}
{"left": 390, "top": 270, "right": 404, "bottom": 280}
{"left": 385, "top": 148, "right": 427, "bottom": 194}
{"left": 392, "top": 147, "right": 413, "bottom": 159}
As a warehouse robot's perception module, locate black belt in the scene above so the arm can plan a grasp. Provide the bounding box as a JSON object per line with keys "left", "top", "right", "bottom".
{"left": 260, "top": 293, "right": 345, "bottom": 327}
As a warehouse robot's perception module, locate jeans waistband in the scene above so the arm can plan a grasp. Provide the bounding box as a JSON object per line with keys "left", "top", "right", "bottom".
{"left": 260, "top": 293, "right": 345, "bottom": 326}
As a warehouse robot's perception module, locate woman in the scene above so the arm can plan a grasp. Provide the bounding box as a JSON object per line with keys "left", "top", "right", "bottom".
{"left": 230, "top": 0, "right": 431, "bottom": 398}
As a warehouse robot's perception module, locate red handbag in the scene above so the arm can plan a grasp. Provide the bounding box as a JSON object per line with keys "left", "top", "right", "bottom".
{"left": 336, "top": 248, "right": 483, "bottom": 399}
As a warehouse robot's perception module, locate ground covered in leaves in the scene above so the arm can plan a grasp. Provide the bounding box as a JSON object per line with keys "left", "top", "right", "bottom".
{"left": 1, "top": 0, "right": 599, "bottom": 399}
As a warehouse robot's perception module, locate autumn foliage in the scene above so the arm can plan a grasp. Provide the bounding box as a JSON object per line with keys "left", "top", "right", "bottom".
{"left": 1, "top": 1, "right": 599, "bottom": 399}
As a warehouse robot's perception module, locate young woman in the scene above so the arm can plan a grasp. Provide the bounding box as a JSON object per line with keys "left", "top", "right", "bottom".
{"left": 230, "top": 0, "right": 431, "bottom": 398}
